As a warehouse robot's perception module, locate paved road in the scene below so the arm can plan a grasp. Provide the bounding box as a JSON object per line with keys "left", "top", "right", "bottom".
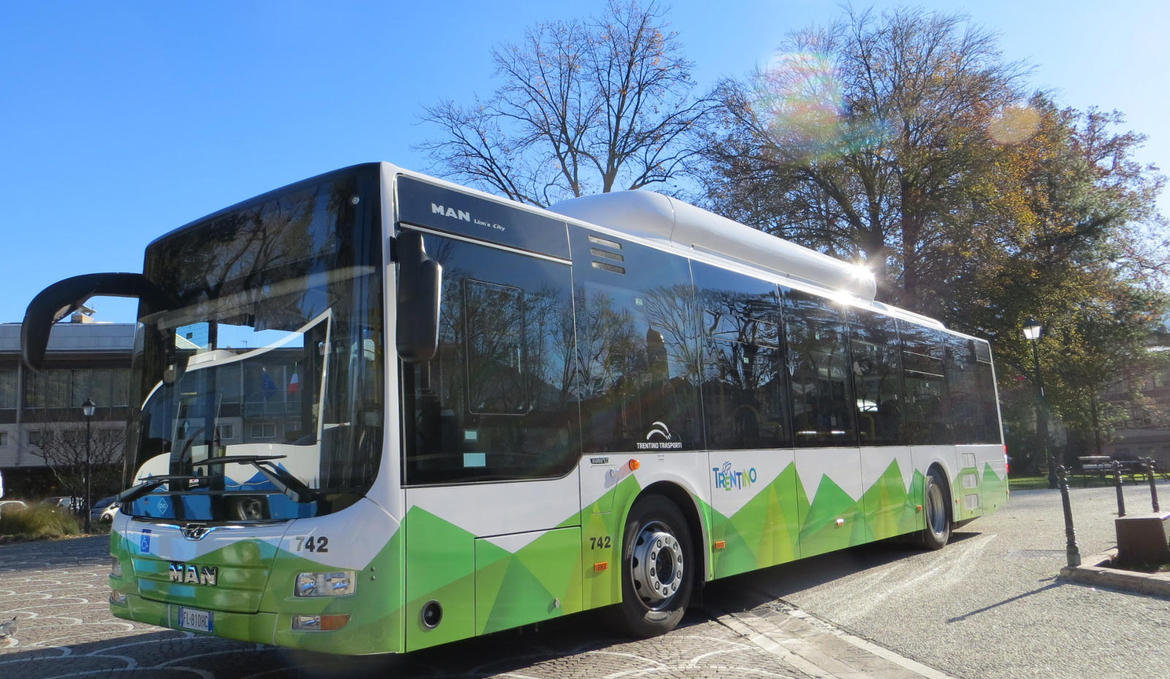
{"left": 721, "top": 481, "right": 1170, "bottom": 679}
{"left": 0, "top": 534, "right": 939, "bottom": 679}
{"left": 2, "top": 482, "right": 1166, "bottom": 678}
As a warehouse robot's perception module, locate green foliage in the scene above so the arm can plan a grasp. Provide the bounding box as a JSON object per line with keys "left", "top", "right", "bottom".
{"left": 0, "top": 505, "right": 81, "bottom": 541}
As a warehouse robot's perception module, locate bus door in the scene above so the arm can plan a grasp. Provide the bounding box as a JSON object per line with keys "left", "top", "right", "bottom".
{"left": 399, "top": 227, "right": 583, "bottom": 651}
{"left": 784, "top": 289, "right": 868, "bottom": 557}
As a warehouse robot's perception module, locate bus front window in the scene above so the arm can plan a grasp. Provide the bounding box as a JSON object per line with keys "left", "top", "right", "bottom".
{"left": 126, "top": 170, "right": 383, "bottom": 522}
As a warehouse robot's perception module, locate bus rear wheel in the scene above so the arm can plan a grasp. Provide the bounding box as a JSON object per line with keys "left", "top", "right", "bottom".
{"left": 920, "top": 469, "right": 952, "bottom": 550}
{"left": 608, "top": 495, "right": 694, "bottom": 638}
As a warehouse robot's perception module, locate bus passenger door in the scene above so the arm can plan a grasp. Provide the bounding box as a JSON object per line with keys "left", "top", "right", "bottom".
{"left": 399, "top": 231, "right": 582, "bottom": 651}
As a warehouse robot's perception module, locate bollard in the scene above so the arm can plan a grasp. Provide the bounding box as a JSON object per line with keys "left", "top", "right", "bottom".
{"left": 1113, "top": 459, "right": 1126, "bottom": 517}
{"left": 1145, "top": 457, "right": 1160, "bottom": 513}
{"left": 1057, "top": 466, "right": 1081, "bottom": 568}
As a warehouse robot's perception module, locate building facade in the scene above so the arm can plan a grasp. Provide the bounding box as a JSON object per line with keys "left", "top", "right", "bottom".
{"left": 0, "top": 321, "right": 134, "bottom": 494}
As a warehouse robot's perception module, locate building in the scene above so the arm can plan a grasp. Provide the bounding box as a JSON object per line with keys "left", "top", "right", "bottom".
{"left": 0, "top": 320, "right": 134, "bottom": 495}
{"left": 1100, "top": 332, "right": 1170, "bottom": 468}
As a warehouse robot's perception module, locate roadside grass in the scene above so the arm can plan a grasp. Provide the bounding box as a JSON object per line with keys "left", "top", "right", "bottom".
{"left": 0, "top": 505, "right": 82, "bottom": 541}
{"left": 1008, "top": 475, "right": 1050, "bottom": 491}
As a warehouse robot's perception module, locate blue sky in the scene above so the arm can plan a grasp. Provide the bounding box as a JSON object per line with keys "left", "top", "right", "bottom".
{"left": 2, "top": 1, "right": 1167, "bottom": 324}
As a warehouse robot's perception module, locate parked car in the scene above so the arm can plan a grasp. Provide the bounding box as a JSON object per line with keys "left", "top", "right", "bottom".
{"left": 0, "top": 499, "right": 28, "bottom": 517}
{"left": 40, "top": 496, "right": 83, "bottom": 513}
{"left": 99, "top": 502, "right": 119, "bottom": 523}
{"left": 89, "top": 496, "right": 120, "bottom": 523}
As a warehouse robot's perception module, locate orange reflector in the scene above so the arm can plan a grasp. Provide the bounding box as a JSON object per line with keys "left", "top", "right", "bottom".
{"left": 713, "top": 540, "right": 726, "bottom": 550}
{"left": 628, "top": 459, "right": 641, "bottom": 471}
{"left": 915, "top": 504, "right": 923, "bottom": 512}
{"left": 320, "top": 614, "right": 350, "bottom": 631}
{"left": 593, "top": 562, "right": 609, "bottom": 572}
{"left": 292, "top": 614, "right": 350, "bottom": 631}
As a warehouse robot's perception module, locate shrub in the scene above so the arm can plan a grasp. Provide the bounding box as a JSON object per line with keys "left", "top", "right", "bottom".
{"left": 0, "top": 505, "right": 82, "bottom": 541}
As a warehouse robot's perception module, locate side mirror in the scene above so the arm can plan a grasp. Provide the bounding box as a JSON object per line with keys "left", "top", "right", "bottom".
{"left": 395, "top": 231, "right": 443, "bottom": 362}
{"left": 22, "top": 272, "right": 177, "bottom": 370}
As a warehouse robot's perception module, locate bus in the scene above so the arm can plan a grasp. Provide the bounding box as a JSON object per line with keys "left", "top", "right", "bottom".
{"left": 21, "top": 163, "right": 1007, "bottom": 654}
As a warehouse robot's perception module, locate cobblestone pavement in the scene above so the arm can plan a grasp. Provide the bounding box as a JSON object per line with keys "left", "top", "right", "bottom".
{"left": 0, "top": 535, "right": 944, "bottom": 678}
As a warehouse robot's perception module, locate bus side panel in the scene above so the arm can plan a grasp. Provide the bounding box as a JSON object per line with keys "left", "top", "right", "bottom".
{"left": 578, "top": 453, "right": 712, "bottom": 610}
{"left": 707, "top": 450, "right": 799, "bottom": 579}
{"left": 860, "top": 446, "right": 924, "bottom": 541}
{"left": 981, "top": 445, "right": 1010, "bottom": 514}
{"left": 794, "top": 447, "right": 868, "bottom": 559}
{"left": 911, "top": 444, "right": 955, "bottom": 526}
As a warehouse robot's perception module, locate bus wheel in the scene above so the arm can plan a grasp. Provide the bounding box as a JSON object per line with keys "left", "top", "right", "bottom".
{"left": 609, "top": 495, "right": 694, "bottom": 638}
{"left": 920, "top": 469, "right": 952, "bottom": 550}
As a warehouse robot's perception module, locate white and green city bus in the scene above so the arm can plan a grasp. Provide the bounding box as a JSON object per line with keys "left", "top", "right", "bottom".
{"left": 21, "top": 162, "right": 1007, "bottom": 654}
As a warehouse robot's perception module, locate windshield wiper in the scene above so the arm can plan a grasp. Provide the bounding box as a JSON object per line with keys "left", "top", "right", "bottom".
{"left": 192, "top": 455, "right": 318, "bottom": 503}
{"left": 115, "top": 475, "right": 200, "bottom": 504}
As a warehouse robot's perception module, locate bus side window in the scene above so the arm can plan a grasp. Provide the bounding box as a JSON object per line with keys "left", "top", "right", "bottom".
{"left": 572, "top": 228, "right": 701, "bottom": 453}
{"left": 782, "top": 288, "right": 855, "bottom": 447}
{"left": 848, "top": 310, "right": 903, "bottom": 445}
{"left": 899, "top": 323, "right": 951, "bottom": 445}
{"left": 693, "top": 261, "right": 789, "bottom": 450}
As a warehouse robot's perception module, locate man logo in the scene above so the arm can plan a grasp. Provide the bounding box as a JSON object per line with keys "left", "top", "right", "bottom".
{"left": 169, "top": 563, "right": 219, "bottom": 586}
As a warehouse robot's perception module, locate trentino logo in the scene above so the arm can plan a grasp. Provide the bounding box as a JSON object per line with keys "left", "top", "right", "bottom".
{"left": 713, "top": 460, "right": 758, "bottom": 491}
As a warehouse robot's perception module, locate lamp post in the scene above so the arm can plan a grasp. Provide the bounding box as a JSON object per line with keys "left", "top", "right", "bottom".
{"left": 82, "top": 397, "right": 95, "bottom": 533}
{"left": 1022, "top": 319, "right": 1055, "bottom": 489}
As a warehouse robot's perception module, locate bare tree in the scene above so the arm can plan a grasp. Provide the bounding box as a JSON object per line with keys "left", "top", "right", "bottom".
{"left": 30, "top": 428, "right": 125, "bottom": 505}
{"left": 418, "top": 0, "right": 713, "bottom": 206}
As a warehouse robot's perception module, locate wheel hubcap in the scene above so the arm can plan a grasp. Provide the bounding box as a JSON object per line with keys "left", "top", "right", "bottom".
{"left": 927, "top": 482, "right": 946, "bottom": 534}
{"left": 631, "top": 522, "right": 684, "bottom": 607}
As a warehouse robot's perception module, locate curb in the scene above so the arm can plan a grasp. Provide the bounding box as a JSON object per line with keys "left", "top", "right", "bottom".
{"left": 1059, "top": 549, "right": 1170, "bottom": 597}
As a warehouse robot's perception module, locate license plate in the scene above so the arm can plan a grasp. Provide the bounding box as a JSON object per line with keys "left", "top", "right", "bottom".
{"left": 178, "top": 606, "right": 213, "bottom": 632}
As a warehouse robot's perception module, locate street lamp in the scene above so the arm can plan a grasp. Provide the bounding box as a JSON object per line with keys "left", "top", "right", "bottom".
{"left": 82, "top": 397, "right": 95, "bottom": 533}
{"left": 1022, "top": 319, "right": 1055, "bottom": 489}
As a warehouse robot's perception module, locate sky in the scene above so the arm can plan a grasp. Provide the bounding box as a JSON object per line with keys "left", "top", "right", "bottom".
{"left": 2, "top": 0, "right": 1168, "bottom": 325}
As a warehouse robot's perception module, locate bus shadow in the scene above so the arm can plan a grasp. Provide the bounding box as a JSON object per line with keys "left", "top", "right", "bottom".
{"left": 702, "top": 530, "right": 984, "bottom": 611}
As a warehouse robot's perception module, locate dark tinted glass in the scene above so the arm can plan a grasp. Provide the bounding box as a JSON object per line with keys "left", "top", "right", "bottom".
{"left": 693, "top": 262, "right": 789, "bottom": 449}
{"left": 900, "top": 324, "right": 950, "bottom": 444}
{"left": 946, "top": 337, "right": 981, "bottom": 443}
{"left": 572, "top": 227, "right": 701, "bottom": 452}
{"left": 403, "top": 232, "right": 579, "bottom": 484}
{"left": 849, "top": 310, "right": 903, "bottom": 445}
{"left": 128, "top": 168, "right": 383, "bottom": 520}
{"left": 782, "top": 289, "right": 855, "bottom": 446}
{"left": 973, "top": 340, "right": 1002, "bottom": 444}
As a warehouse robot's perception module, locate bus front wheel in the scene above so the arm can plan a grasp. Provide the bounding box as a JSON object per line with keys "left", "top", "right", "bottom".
{"left": 920, "top": 469, "right": 952, "bottom": 550}
{"left": 609, "top": 495, "right": 694, "bottom": 638}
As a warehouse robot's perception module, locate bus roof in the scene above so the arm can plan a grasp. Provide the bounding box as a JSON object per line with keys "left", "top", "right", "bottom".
{"left": 550, "top": 190, "right": 877, "bottom": 302}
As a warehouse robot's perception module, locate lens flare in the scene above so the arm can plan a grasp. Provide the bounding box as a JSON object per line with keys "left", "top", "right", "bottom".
{"left": 751, "top": 52, "right": 891, "bottom": 161}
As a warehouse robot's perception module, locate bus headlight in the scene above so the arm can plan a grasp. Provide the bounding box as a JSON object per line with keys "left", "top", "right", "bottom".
{"left": 110, "top": 556, "right": 123, "bottom": 578}
{"left": 295, "top": 571, "right": 356, "bottom": 597}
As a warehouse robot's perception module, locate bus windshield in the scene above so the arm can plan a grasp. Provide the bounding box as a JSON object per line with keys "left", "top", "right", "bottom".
{"left": 124, "top": 169, "right": 383, "bottom": 523}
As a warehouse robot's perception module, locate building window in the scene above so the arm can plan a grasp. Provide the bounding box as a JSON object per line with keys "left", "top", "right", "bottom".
{"left": 216, "top": 424, "right": 235, "bottom": 441}
{"left": 249, "top": 422, "right": 276, "bottom": 440}
{"left": 28, "top": 430, "right": 42, "bottom": 447}
{"left": 0, "top": 431, "right": 7, "bottom": 446}
{"left": 0, "top": 368, "right": 16, "bottom": 409}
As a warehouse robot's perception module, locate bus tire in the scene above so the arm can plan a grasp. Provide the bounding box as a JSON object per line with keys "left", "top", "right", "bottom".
{"left": 920, "top": 469, "right": 952, "bottom": 550}
{"left": 608, "top": 494, "right": 694, "bottom": 638}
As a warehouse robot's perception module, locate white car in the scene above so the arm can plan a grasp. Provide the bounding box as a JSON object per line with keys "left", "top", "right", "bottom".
{"left": 98, "top": 502, "right": 120, "bottom": 523}
{"left": 0, "top": 500, "right": 28, "bottom": 517}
